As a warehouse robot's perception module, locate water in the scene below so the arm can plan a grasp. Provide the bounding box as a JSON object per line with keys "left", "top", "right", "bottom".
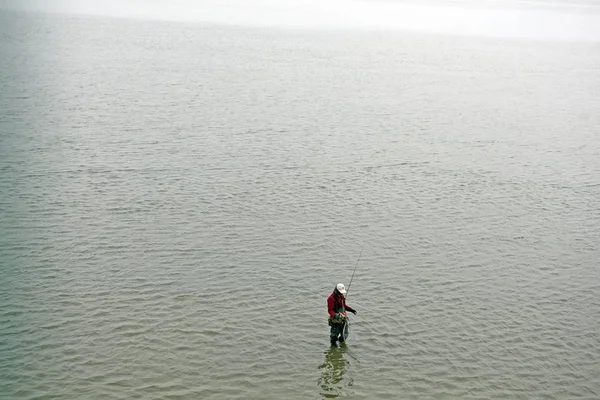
{"left": 1, "top": 9, "right": 599, "bottom": 399}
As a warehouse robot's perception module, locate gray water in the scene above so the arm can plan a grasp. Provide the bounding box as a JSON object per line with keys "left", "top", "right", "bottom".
{"left": 1, "top": 10, "right": 599, "bottom": 399}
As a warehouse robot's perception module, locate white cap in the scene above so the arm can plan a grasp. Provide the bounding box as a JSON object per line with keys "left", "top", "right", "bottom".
{"left": 336, "top": 283, "right": 347, "bottom": 294}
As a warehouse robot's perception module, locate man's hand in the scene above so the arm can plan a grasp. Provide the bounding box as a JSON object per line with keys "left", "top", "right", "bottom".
{"left": 350, "top": 310, "right": 357, "bottom": 315}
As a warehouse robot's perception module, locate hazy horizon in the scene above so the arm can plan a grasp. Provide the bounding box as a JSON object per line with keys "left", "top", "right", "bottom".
{"left": 2, "top": 0, "right": 600, "bottom": 41}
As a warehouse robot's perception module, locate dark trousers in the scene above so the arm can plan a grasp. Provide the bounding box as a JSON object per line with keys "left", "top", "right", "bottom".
{"left": 330, "top": 322, "right": 346, "bottom": 343}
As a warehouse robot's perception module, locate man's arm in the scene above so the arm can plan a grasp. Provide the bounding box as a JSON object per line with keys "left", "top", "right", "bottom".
{"left": 327, "top": 296, "right": 337, "bottom": 318}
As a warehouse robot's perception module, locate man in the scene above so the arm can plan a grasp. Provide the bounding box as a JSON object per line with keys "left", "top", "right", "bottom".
{"left": 327, "top": 283, "right": 357, "bottom": 345}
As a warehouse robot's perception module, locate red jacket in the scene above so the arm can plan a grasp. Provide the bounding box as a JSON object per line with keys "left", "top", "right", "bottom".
{"left": 327, "top": 290, "right": 355, "bottom": 318}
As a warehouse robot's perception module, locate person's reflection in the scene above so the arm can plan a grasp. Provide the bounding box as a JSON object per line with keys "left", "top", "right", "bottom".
{"left": 318, "top": 343, "right": 350, "bottom": 398}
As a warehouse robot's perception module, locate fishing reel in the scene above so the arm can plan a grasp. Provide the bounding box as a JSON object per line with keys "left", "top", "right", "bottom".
{"left": 335, "top": 312, "right": 348, "bottom": 323}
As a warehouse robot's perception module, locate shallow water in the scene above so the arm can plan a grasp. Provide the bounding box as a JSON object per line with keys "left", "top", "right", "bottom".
{"left": 0, "top": 10, "right": 599, "bottom": 399}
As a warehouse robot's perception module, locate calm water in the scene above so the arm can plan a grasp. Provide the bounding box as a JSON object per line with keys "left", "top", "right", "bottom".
{"left": 1, "top": 10, "right": 599, "bottom": 399}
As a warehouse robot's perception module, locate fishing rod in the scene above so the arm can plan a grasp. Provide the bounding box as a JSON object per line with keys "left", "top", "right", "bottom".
{"left": 345, "top": 246, "right": 363, "bottom": 299}
{"left": 339, "top": 246, "right": 362, "bottom": 342}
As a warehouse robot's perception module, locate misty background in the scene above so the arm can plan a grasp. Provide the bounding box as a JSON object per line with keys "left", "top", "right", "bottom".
{"left": 2, "top": 0, "right": 600, "bottom": 41}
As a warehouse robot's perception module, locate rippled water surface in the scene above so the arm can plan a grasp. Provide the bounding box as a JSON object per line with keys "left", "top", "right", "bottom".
{"left": 1, "top": 10, "right": 599, "bottom": 399}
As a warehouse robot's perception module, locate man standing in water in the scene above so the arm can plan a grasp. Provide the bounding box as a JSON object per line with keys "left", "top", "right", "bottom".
{"left": 328, "top": 283, "right": 357, "bottom": 345}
